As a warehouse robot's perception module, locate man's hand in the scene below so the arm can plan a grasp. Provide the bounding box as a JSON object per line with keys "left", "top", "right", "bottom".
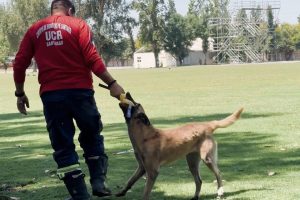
{"left": 109, "top": 82, "right": 125, "bottom": 99}
{"left": 95, "top": 70, "right": 125, "bottom": 99}
{"left": 17, "top": 95, "right": 30, "bottom": 115}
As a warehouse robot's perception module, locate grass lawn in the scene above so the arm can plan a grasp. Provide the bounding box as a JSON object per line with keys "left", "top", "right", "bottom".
{"left": 0, "top": 62, "right": 300, "bottom": 200}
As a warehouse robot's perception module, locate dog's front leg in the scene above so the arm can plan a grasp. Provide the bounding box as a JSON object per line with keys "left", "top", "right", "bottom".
{"left": 116, "top": 153, "right": 146, "bottom": 197}
{"left": 116, "top": 165, "right": 145, "bottom": 197}
{"left": 143, "top": 160, "right": 159, "bottom": 200}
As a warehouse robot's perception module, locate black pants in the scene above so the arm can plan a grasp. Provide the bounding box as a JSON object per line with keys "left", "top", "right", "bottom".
{"left": 41, "top": 89, "right": 105, "bottom": 168}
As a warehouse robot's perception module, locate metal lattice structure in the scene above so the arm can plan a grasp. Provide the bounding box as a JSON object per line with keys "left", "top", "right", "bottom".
{"left": 209, "top": 0, "right": 281, "bottom": 64}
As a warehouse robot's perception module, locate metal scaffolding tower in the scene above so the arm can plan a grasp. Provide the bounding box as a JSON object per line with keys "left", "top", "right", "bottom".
{"left": 209, "top": 0, "right": 280, "bottom": 64}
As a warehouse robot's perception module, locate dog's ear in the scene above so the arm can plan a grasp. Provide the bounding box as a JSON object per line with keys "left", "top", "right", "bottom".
{"left": 126, "top": 92, "right": 137, "bottom": 105}
{"left": 135, "top": 113, "right": 150, "bottom": 126}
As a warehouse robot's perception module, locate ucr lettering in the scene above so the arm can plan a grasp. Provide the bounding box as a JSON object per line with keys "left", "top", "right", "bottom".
{"left": 45, "top": 30, "right": 63, "bottom": 41}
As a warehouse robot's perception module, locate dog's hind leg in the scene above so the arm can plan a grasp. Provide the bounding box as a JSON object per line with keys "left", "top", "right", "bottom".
{"left": 186, "top": 152, "right": 201, "bottom": 200}
{"left": 116, "top": 153, "right": 146, "bottom": 197}
{"left": 203, "top": 156, "right": 223, "bottom": 198}
{"left": 201, "top": 139, "right": 224, "bottom": 198}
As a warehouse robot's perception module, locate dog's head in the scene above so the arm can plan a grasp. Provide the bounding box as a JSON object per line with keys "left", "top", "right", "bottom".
{"left": 119, "top": 92, "right": 151, "bottom": 126}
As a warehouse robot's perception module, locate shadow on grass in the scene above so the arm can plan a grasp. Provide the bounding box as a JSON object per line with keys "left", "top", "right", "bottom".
{"left": 0, "top": 110, "right": 299, "bottom": 200}
{"left": 0, "top": 111, "right": 44, "bottom": 121}
{"left": 150, "top": 112, "right": 287, "bottom": 126}
{"left": 151, "top": 188, "right": 269, "bottom": 200}
{"left": 0, "top": 110, "right": 286, "bottom": 137}
{"left": 103, "top": 188, "right": 267, "bottom": 200}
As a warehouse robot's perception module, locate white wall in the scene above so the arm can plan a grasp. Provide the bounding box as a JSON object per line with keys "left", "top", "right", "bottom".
{"left": 159, "top": 50, "right": 177, "bottom": 67}
{"left": 134, "top": 50, "right": 213, "bottom": 68}
{"left": 183, "top": 51, "right": 213, "bottom": 65}
{"left": 134, "top": 51, "right": 177, "bottom": 68}
{"left": 134, "top": 52, "right": 156, "bottom": 68}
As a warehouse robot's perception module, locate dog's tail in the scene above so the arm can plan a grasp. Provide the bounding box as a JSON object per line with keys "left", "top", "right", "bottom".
{"left": 211, "top": 107, "right": 244, "bottom": 130}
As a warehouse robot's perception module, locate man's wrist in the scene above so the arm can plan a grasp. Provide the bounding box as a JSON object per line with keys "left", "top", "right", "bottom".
{"left": 15, "top": 91, "right": 25, "bottom": 97}
{"left": 107, "top": 80, "right": 117, "bottom": 89}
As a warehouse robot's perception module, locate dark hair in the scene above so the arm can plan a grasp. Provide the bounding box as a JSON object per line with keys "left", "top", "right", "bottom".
{"left": 51, "top": 0, "right": 76, "bottom": 15}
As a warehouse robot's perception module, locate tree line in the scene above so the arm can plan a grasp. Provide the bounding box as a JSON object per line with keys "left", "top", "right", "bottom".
{"left": 0, "top": 0, "right": 300, "bottom": 66}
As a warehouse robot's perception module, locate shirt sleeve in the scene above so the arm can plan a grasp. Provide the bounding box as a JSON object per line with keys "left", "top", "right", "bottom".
{"left": 78, "top": 20, "right": 107, "bottom": 76}
{"left": 13, "top": 29, "right": 35, "bottom": 84}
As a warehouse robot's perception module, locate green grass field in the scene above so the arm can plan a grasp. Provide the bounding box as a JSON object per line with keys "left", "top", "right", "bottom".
{"left": 1, "top": 63, "right": 300, "bottom": 200}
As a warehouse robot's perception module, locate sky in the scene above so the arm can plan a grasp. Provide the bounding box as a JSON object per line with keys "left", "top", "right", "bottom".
{"left": 174, "top": 0, "right": 300, "bottom": 24}
{"left": 0, "top": 0, "right": 299, "bottom": 24}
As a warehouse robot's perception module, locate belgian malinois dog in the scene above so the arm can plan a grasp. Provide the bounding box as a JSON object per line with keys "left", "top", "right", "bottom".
{"left": 117, "top": 93, "right": 243, "bottom": 200}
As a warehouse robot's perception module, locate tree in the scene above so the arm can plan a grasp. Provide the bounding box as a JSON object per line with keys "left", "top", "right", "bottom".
{"left": 118, "top": 2, "right": 138, "bottom": 58}
{"left": 163, "top": 0, "right": 193, "bottom": 65}
{"left": 98, "top": 1, "right": 137, "bottom": 63}
{"left": 298, "top": 15, "right": 300, "bottom": 23}
{"left": 1, "top": 7, "right": 26, "bottom": 51}
{"left": 188, "top": 0, "right": 206, "bottom": 15}
{"left": 292, "top": 24, "right": 300, "bottom": 49}
{"left": 187, "top": 0, "right": 204, "bottom": 35}
{"left": 0, "top": 6, "right": 10, "bottom": 61}
{"left": 209, "top": 0, "right": 230, "bottom": 18}
{"left": 275, "top": 23, "right": 296, "bottom": 60}
{"left": 79, "top": 0, "right": 122, "bottom": 64}
{"left": 74, "top": 0, "right": 136, "bottom": 64}
{"left": 0, "top": 32, "right": 10, "bottom": 62}
{"left": 163, "top": 13, "right": 193, "bottom": 65}
{"left": 187, "top": 0, "right": 228, "bottom": 64}
{"left": 133, "top": 0, "right": 167, "bottom": 68}
{"left": 13, "top": 0, "right": 48, "bottom": 27}
{"left": 1, "top": 0, "right": 48, "bottom": 52}
{"left": 189, "top": 0, "right": 229, "bottom": 15}
{"left": 267, "top": 6, "right": 277, "bottom": 60}
{"left": 201, "top": 7, "right": 210, "bottom": 65}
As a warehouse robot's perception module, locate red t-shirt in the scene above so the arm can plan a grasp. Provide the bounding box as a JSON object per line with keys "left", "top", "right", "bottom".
{"left": 13, "top": 15, "right": 106, "bottom": 94}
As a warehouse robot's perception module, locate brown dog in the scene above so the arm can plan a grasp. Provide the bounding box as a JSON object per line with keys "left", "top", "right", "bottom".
{"left": 117, "top": 93, "right": 243, "bottom": 200}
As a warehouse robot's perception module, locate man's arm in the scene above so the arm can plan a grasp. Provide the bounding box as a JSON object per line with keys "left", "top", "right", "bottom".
{"left": 13, "top": 29, "right": 34, "bottom": 115}
{"left": 78, "top": 20, "right": 125, "bottom": 98}
{"left": 15, "top": 82, "right": 25, "bottom": 95}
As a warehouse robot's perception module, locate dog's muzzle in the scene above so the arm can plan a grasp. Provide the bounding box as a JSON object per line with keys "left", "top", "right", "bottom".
{"left": 120, "top": 94, "right": 135, "bottom": 106}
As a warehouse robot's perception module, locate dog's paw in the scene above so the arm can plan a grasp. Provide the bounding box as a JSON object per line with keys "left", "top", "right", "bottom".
{"left": 217, "top": 187, "right": 224, "bottom": 198}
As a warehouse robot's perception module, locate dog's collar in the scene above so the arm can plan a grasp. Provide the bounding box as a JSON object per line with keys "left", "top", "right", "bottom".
{"left": 124, "top": 104, "right": 141, "bottom": 121}
{"left": 126, "top": 105, "right": 132, "bottom": 118}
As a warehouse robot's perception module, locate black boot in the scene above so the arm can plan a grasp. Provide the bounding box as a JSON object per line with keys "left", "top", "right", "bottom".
{"left": 62, "top": 171, "right": 91, "bottom": 200}
{"left": 85, "top": 155, "right": 112, "bottom": 197}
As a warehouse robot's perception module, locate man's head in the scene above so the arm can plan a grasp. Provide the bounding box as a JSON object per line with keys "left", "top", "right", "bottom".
{"left": 51, "top": 0, "right": 75, "bottom": 16}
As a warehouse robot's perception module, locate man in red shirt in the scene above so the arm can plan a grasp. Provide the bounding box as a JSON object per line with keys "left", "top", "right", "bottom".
{"left": 13, "top": 0, "right": 124, "bottom": 199}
